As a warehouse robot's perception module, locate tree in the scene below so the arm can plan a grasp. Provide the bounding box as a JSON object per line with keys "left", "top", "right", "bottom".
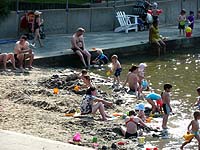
{"left": 0, "top": 0, "right": 10, "bottom": 17}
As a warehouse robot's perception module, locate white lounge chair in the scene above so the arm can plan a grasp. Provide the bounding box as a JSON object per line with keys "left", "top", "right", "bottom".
{"left": 114, "top": 11, "right": 139, "bottom": 33}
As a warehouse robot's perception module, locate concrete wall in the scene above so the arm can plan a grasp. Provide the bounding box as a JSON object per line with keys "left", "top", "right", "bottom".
{"left": 0, "top": 1, "right": 200, "bottom": 38}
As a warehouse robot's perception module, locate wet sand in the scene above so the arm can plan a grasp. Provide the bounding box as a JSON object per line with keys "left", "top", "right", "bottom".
{"left": 0, "top": 67, "right": 198, "bottom": 150}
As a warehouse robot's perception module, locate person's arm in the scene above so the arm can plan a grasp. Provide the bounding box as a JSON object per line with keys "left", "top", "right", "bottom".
{"left": 165, "top": 93, "right": 172, "bottom": 112}
{"left": 149, "top": 27, "right": 152, "bottom": 43}
{"left": 94, "top": 97, "right": 112, "bottom": 106}
{"left": 71, "top": 37, "right": 83, "bottom": 51}
{"left": 187, "top": 121, "right": 192, "bottom": 133}
{"left": 122, "top": 73, "right": 129, "bottom": 88}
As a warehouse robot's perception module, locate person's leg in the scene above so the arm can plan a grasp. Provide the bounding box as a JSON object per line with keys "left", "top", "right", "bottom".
{"left": 120, "top": 126, "right": 127, "bottom": 136}
{"left": 162, "top": 114, "right": 169, "bottom": 129}
{"left": 153, "top": 42, "right": 161, "bottom": 57}
{"left": 75, "top": 50, "right": 87, "bottom": 68}
{"left": 92, "top": 102, "right": 107, "bottom": 120}
{"left": 147, "top": 99, "right": 156, "bottom": 113}
{"left": 0, "top": 53, "right": 7, "bottom": 70}
{"left": 24, "top": 52, "right": 34, "bottom": 68}
{"left": 195, "top": 135, "right": 200, "bottom": 150}
{"left": 17, "top": 54, "right": 25, "bottom": 69}
{"left": 159, "top": 40, "right": 166, "bottom": 54}
{"left": 82, "top": 50, "right": 91, "bottom": 67}
{"left": 6, "top": 53, "right": 16, "bottom": 69}
{"left": 180, "top": 139, "right": 192, "bottom": 149}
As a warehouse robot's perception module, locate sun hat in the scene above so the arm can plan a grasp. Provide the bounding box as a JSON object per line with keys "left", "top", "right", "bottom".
{"left": 135, "top": 103, "right": 145, "bottom": 111}
{"left": 34, "top": 10, "right": 42, "bottom": 15}
{"left": 139, "top": 63, "right": 147, "bottom": 71}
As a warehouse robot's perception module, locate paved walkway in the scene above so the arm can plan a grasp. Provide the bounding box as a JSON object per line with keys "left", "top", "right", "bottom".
{"left": 0, "top": 130, "right": 93, "bottom": 150}
{"left": 0, "top": 21, "right": 200, "bottom": 150}
{"left": 1, "top": 20, "right": 200, "bottom": 59}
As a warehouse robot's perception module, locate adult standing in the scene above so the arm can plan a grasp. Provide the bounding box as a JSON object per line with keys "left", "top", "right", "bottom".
{"left": 71, "top": 27, "right": 91, "bottom": 69}
{"left": 14, "top": 35, "right": 34, "bottom": 70}
{"left": 31, "top": 10, "right": 44, "bottom": 47}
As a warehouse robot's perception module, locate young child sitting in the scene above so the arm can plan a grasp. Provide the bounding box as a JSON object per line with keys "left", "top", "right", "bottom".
{"left": 92, "top": 48, "right": 108, "bottom": 66}
{"left": 180, "top": 111, "right": 200, "bottom": 150}
{"left": 135, "top": 103, "right": 146, "bottom": 122}
{"left": 80, "top": 87, "right": 112, "bottom": 121}
{"left": 194, "top": 87, "right": 200, "bottom": 110}
{"left": 120, "top": 110, "right": 150, "bottom": 139}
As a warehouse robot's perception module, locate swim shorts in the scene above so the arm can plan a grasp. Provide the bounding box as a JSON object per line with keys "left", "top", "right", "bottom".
{"left": 163, "top": 104, "right": 170, "bottom": 115}
{"left": 125, "top": 132, "right": 138, "bottom": 139}
{"left": 114, "top": 68, "right": 122, "bottom": 77}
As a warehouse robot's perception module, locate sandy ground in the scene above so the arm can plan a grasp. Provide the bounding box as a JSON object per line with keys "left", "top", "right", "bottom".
{"left": 0, "top": 67, "right": 146, "bottom": 149}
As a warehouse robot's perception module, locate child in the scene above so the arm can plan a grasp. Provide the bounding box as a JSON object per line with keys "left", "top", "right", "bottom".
{"left": 79, "top": 69, "right": 88, "bottom": 80}
{"left": 92, "top": 48, "right": 108, "bottom": 66}
{"left": 111, "top": 54, "right": 122, "bottom": 88}
{"left": 151, "top": 2, "right": 163, "bottom": 22}
{"left": 135, "top": 103, "right": 146, "bottom": 122}
{"left": 180, "top": 111, "right": 200, "bottom": 150}
{"left": 122, "top": 65, "right": 139, "bottom": 96}
{"left": 80, "top": 87, "right": 112, "bottom": 121}
{"left": 194, "top": 87, "right": 200, "bottom": 109}
{"left": 187, "top": 11, "right": 194, "bottom": 30}
{"left": 161, "top": 83, "right": 172, "bottom": 129}
{"left": 178, "top": 9, "right": 186, "bottom": 36}
{"left": 120, "top": 110, "right": 150, "bottom": 139}
{"left": 145, "top": 92, "right": 162, "bottom": 114}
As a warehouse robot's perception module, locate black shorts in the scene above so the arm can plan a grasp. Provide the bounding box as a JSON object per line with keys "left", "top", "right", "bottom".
{"left": 71, "top": 47, "right": 83, "bottom": 52}
{"left": 125, "top": 132, "right": 138, "bottom": 139}
{"left": 178, "top": 23, "right": 185, "bottom": 29}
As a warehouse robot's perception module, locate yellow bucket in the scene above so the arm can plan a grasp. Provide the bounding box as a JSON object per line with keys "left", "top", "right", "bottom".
{"left": 183, "top": 133, "right": 194, "bottom": 141}
{"left": 138, "top": 136, "right": 145, "bottom": 145}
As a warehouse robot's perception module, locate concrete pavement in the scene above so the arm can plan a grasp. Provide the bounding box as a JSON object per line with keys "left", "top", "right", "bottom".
{"left": 0, "top": 130, "right": 93, "bottom": 150}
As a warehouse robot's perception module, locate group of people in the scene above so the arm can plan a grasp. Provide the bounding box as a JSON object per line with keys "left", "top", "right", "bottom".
{"left": 0, "top": 35, "right": 34, "bottom": 71}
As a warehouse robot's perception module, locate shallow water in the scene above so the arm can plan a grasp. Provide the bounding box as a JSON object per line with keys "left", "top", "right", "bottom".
{"left": 92, "top": 52, "right": 200, "bottom": 149}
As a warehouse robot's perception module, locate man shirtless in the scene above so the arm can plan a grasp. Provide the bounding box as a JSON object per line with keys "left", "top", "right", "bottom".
{"left": 71, "top": 27, "right": 91, "bottom": 69}
{"left": 123, "top": 65, "right": 140, "bottom": 95}
{"left": 0, "top": 53, "right": 17, "bottom": 70}
{"left": 14, "top": 35, "right": 34, "bottom": 69}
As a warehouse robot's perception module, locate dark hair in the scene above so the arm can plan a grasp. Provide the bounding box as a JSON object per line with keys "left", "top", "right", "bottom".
{"left": 190, "top": 11, "right": 194, "bottom": 15}
{"left": 193, "top": 111, "right": 200, "bottom": 120}
{"left": 197, "top": 87, "right": 200, "bottom": 92}
{"left": 129, "top": 65, "right": 138, "bottom": 72}
{"left": 83, "top": 75, "right": 90, "bottom": 81}
{"left": 153, "top": 19, "right": 159, "bottom": 25}
{"left": 81, "top": 69, "right": 88, "bottom": 75}
{"left": 20, "top": 35, "right": 27, "bottom": 41}
{"left": 86, "top": 86, "right": 96, "bottom": 95}
{"left": 181, "top": 9, "right": 186, "bottom": 14}
{"left": 164, "top": 83, "right": 172, "bottom": 90}
{"left": 129, "top": 110, "right": 136, "bottom": 116}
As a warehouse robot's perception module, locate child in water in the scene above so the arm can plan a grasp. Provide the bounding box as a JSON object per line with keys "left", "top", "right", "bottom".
{"left": 178, "top": 9, "right": 186, "bottom": 36}
{"left": 180, "top": 111, "right": 200, "bottom": 150}
{"left": 110, "top": 54, "right": 122, "bottom": 88}
{"left": 194, "top": 87, "right": 200, "bottom": 110}
{"left": 161, "top": 83, "right": 173, "bottom": 129}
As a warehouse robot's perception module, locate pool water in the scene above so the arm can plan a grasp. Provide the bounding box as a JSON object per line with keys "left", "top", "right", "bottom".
{"left": 92, "top": 51, "right": 200, "bottom": 149}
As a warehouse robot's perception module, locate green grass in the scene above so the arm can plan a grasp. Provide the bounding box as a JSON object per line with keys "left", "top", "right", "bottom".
{"left": 10, "top": 0, "right": 90, "bottom": 4}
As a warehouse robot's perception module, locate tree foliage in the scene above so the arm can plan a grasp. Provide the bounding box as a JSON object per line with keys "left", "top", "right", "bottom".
{"left": 0, "top": 0, "right": 10, "bottom": 17}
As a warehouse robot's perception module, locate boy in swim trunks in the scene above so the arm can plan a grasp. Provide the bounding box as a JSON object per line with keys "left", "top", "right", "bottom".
{"left": 120, "top": 110, "right": 150, "bottom": 139}
{"left": 145, "top": 92, "right": 163, "bottom": 114}
{"left": 111, "top": 54, "right": 122, "bottom": 88}
{"left": 180, "top": 111, "right": 200, "bottom": 150}
{"left": 92, "top": 48, "right": 108, "bottom": 65}
{"left": 161, "top": 83, "right": 172, "bottom": 129}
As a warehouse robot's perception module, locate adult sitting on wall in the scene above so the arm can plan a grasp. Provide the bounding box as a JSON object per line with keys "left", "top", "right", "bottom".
{"left": 71, "top": 27, "right": 91, "bottom": 69}
{"left": 0, "top": 53, "right": 17, "bottom": 71}
{"left": 149, "top": 20, "right": 166, "bottom": 57}
{"left": 14, "top": 35, "right": 34, "bottom": 70}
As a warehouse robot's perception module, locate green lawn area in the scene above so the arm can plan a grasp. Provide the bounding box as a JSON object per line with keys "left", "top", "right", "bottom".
{"left": 11, "top": 0, "right": 91, "bottom": 4}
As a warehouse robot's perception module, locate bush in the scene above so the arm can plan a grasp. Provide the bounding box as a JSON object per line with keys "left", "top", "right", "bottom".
{"left": 0, "top": 0, "right": 10, "bottom": 17}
